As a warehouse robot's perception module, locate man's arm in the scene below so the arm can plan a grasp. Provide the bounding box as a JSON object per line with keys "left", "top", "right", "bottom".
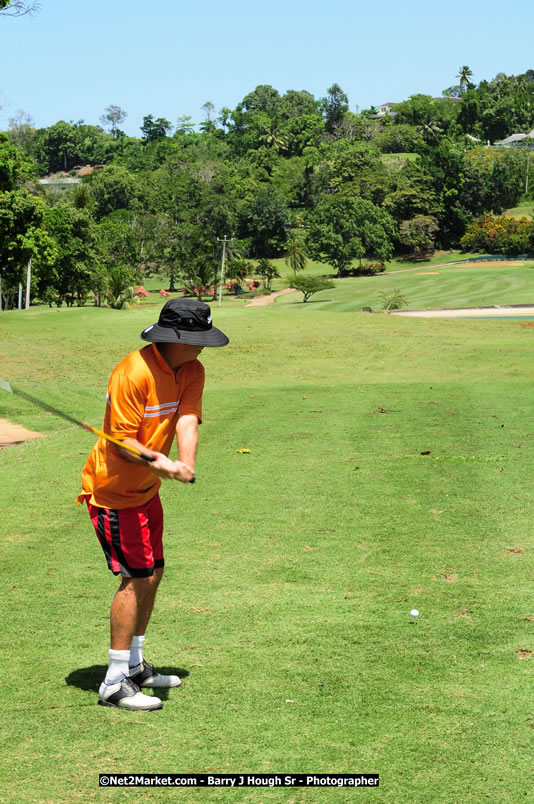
{"left": 118, "top": 437, "right": 195, "bottom": 483}
{"left": 176, "top": 413, "right": 199, "bottom": 470}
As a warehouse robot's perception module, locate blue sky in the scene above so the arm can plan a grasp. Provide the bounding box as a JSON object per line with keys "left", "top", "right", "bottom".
{"left": 0, "top": 0, "right": 532, "bottom": 137}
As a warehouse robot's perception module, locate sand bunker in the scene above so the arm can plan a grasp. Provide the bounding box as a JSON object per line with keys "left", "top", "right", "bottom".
{"left": 468, "top": 261, "right": 524, "bottom": 267}
{"left": 0, "top": 418, "right": 43, "bottom": 448}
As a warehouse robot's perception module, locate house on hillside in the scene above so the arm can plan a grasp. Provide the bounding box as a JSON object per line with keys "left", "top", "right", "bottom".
{"left": 372, "top": 96, "right": 461, "bottom": 119}
{"left": 495, "top": 130, "right": 534, "bottom": 147}
{"left": 38, "top": 164, "right": 105, "bottom": 191}
{"left": 373, "top": 102, "right": 397, "bottom": 118}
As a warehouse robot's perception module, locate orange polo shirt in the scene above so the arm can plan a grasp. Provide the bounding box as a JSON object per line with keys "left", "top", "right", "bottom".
{"left": 77, "top": 343, "right": 204, "bottom": 510}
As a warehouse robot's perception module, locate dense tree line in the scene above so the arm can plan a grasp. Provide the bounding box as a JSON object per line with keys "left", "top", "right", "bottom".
{"left": 2, "top": 69, "right": 534, "bottom": 308}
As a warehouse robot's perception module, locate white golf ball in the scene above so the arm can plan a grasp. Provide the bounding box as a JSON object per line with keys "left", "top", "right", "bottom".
{"left": 410, "top": 609, "right": 419, "bottom": 617}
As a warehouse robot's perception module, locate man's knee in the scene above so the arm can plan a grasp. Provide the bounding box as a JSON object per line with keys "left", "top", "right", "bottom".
{"left": 119, "top": 575, "right": 154, "bottom": 598}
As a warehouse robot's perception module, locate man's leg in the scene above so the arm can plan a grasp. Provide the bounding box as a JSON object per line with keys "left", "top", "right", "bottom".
{"left": 110, "top": 572, "right": 162, "bottom": 649}
{"left": 133, "top": 567, "right": 164, "bottom": 637}
{"left": 88, "top": 501, "right": 166, "bottom": 709}
{"left": 125, "top": 568, "right": 181, "bottom": 689}
{"left": 99, "top": 574, "right": 163, "bottom": 710}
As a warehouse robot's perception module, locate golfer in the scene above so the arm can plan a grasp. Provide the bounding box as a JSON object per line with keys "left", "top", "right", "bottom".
{"left": 77, "top": 298, "right": 229, "bottom": 711}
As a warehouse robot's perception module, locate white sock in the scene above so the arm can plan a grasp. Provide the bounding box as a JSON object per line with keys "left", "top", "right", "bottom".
{"left": 105, "top": 649, "right": 130, "bottom": 685}
{"left": 129, "top": 635, "right": 145, "bottom": 669}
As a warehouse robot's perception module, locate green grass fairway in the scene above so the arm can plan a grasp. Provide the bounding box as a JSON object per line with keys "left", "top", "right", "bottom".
{"left": 276, "top": 259, "right": 534, "bottom": 312}
{"left": 505, "top": 204, "right": 533, "bottom": 220}
{"left": 271, "top": 251, "right": 480, "bottom": 283}
{"left": 1, "top": 292, "right": 534, "bottom": 803}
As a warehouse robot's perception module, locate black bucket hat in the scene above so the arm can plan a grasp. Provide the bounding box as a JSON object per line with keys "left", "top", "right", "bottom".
{"left": 140, "top": 298, "right": 229, "bottom": 347}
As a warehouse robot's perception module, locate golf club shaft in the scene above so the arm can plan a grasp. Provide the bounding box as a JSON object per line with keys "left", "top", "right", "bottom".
{"left": 83, "top": 424, "right": 195, "bottom": 481}
{"left": 81, "top": 423, "right": 156, "bottom": 462}
{"left": 0, "top": 380, "right": 195, "bottom": 481}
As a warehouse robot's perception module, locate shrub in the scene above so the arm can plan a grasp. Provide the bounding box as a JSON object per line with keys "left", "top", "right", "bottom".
{"left": 379, "top": 289, "right": 408, "bottom": 311}
{"left": 290, "top": 276, "right": 335, "bottom": 303}
{"left": 460, "top": 214, "right": 533, "bottom": 254}
{"left": 41, "top": 287, "right": 60, "bottom": 308}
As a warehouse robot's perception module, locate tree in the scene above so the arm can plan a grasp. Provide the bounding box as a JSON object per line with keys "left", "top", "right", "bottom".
{"left": 218, "top": 107, "right": 232, "bottom": 132}
{"left": 394, "top": 94, "right": 457, "bottom": 133}
{"left": 306, "top": 196, "right": 397, "bottom": 276}
{"left": 225, "top": 257, "right": 252, "bottom": 289}
{"left": 373, "top": 124, "right": 424, "bottom": 154}
{"left": 201, "top": 101, "right": 215, "bottom": 124}
{"left": 89, "top": 165, "right": 138, "bottom": 219}
{"left": 96, "top": 213, "right": 139, "bottom": 273}
{"left": 43, "top": 203, "right": 99, "bottom": 304}
{"left": 399, "top": 215, "right": 439, "bottom": 260}
{"left": 106, "top": 264, "right": 136, "bottom": 309}
{"left": 241, "top": 186, "right": 291, "bottom": 257}
{"left": 327, "top": 141, "right": 387, "bottom": 203}
{"left": 254, "top": 257, "right": 280, "bottom": 289}
{"left": 418, "top": 120, "right": 443, "bottom": 145}
{"left": 285, "top": 235, "right": 308, "bottom": 275}
{"left": 140, "top": 115, "right": 172, "bottom": 141}
{"left": 379, "top": 288, "right": 408, "bottom": 311}
{"left": 7, "top": 110, "right": 35, "bottom": 153}
{"left": 457, "top": 66, "right": 474, "bottom": 93}
{"left": 0, "top": 189, "right": 56, "bottom": 308}
{"left": 290, "top": 275, "right": 335, "bottom": 302}
{"left": 259, "top": 121, "right": 288, "bottom": 152}
{"left": 323, "top": 83, "right": 349, "bottom": 134}
{"left": 33, "top": 120, "right": 80, "bottom": 173}
{"left": 238, "top": 85, "right": 281, "bottom": 115}
{"left": 100, "top": 105, "right": 127, "bottom": 139}
{"left": 176, "top": 115, "right": 195, "bottom": 135}
{"left": 278, "top": 90, "right": 319, "bottom": 120}
{"left": 0, "top": 0, "right": 39, "bottom": 15}
{"left": 0, "top": 132, "right": 36, "bottom": 191}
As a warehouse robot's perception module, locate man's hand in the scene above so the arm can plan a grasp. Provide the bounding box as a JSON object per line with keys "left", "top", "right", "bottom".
{"left": 118, "top": 439, "right": 195, "bottom": 483}
{"left": 149, "top": 453, "right": 195, "bottom": 483}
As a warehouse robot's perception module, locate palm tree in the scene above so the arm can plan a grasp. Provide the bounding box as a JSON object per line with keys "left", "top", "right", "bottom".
{"left": 0, "top": 0, "right": 40, "bottom": 15}
{"left": 418, "top": 120, "right": 443, "bottom": 145}
{"left": 259, "top": 122, "right": 288, "bottom": 152}
{"left": 285, "top": 236, "right": 308, "bottom": 276}
{"left": 457, "top": 66, "right": 474, "bottom": 93}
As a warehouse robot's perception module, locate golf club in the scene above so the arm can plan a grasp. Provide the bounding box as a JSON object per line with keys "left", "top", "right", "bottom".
{"left": 0, "top": 378, "right": 195, "bottom": 482}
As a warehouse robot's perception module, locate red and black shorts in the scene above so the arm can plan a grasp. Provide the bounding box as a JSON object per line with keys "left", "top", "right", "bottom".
{"left": 87, "top": 494, "right": 164, "bottom": 578}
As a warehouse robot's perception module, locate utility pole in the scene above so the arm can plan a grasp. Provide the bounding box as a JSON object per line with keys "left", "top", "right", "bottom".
{"left": 25, "top": 258, "right": 31, "bottom": 310}
{"left": 216, "top": 236, "right": 233, "bottom": 307}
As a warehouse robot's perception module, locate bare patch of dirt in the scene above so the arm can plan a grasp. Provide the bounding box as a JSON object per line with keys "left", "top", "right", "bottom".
{"left": 247, "top": 288, "right": 296, "bottom": 307}
{"left": 517, "top": 649, "right": 532, "bottom": 660}
{"left": 469, "top": 261, "right": 524, "bottom": 267}
{"left": 0, "top": 418, "right": 43, "bottom": 448}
